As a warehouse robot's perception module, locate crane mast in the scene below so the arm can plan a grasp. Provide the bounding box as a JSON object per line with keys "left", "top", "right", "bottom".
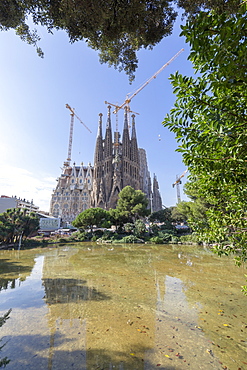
{"left": 66, "top": 110, "right": 74, "bottom": 165}
{"left": 64, "top": 104, "right": 92, "bottom": 167}
{"left": 172, "top": 169, "right": 188, "bottom": 203}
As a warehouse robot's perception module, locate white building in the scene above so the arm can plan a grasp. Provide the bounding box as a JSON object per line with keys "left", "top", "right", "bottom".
{"left": 0, "top": 195, "right": 39, "bottom": 214}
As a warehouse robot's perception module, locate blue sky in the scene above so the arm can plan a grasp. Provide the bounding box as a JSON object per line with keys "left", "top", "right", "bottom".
{"left": 0, "top": 14, "right": 193, "bottom": 212}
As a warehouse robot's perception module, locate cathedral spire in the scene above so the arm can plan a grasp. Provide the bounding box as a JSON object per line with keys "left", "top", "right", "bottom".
{"left": 97, "top": 113, "right": 103, "bottom": 138}
{"left": 131, "top": 114, "right": 136, "bottom": 139}
{"left": 104, "top": 105, "right": 113, "bottom": 158}
{"left": 106, "top": 105, "right": 111, "bottom": 129}
{"left": 94, "top": 113, "right": 104, "bottom": 165}
{"left": 124, "top": 106, "right": 128, "bottom": 130}
{"left": 122, "top": 106, "right": 130, "bottom": 159}
{"left": 130, "top": 114, "right": 139, "bottom": 170}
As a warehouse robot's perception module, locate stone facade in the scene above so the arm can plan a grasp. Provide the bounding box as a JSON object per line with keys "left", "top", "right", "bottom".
{"left": 50, "top": 163, "right": 93, "bottom": 223}
{"left": 152, "top": 174, "right": 163, "bottom": 213}
{"left": 50, "top": 106, "right": 162, "bottom": 223}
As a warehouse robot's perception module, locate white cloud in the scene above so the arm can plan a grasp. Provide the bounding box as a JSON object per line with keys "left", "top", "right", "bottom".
{"left": 0, "top": 165, "right": 56, "bottom": 212}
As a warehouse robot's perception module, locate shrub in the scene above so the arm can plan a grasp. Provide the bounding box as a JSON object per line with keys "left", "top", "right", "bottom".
{"left": 158, "top": 231, "right": 172, "bottom": 243}
{"left": 150, "top": 236, "right": 164, "bottom": 244}
{"left": 101, "top": 230, "right": 115, "bottom": 240}
{"left": 124, "top": 223, "right": 134, "bottom": 233}
{"left": 171, "top": 236, "right": 180, "bottom": 243}
{"left": 115, "top": 235, "right": 144, "bottom": 243}
{"left": 92, "top": 229, "right": 104, "bottom": 237}
{"left": 58, "top": 237, "right": 67, "bottom": 243}
{"left": 179, "top": 233, "right": 200, "bottom": 244}
{"left": 76, "top": 232, "right": 86, "bottom": 241}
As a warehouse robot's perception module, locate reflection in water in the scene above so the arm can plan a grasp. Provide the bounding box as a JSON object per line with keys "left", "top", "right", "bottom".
{"left": 153, "top": 275, "right": 221, "bottom": 368}
{"left": 0, "top": 256, "right": 45, "bottom": 310}
{"left": 0, "top": 278, "right": 21, "bottom": 291}
{"left": 42, "top": 278, "right": 111, "bottom": 304}
{"left": 0, "top": 245, "right": 246, "bottom": 369}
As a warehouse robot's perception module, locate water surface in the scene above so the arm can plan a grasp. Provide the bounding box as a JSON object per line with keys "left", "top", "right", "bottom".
{"left": 0, "top": 244, "right": 246, "bottom": 369}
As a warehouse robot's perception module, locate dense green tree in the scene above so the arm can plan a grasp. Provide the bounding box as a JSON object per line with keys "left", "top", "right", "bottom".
{"left": 0, "top": 0, "right": 241, "bottom": 81}
{"left": 149, "top": 207, "right": 174, "bottom": 223}
{"left": 123, "top": 222, "right": 135, "bottom": 233}
{"left": 0, "top": 209, "right": 39, "bottom": 246}
{"left": 108, "top": 207, "right": 129, "bottom": 231}
{"left": 171, "top": 199, "right": 208, "bottom": 231}
{"left": 133, "top": 219, "right": 146, "bottom": 238}
{"left": 163, "top": 3, "right": 247, "bottom": 263}
{"left": 171, "top": 182, "right": 209, "bottom": 230}
{"left": 115, "top": 186, "right": 149, "bottom": 222}
{"left": 72, "top": 207, "right": 109, "bottom": 232}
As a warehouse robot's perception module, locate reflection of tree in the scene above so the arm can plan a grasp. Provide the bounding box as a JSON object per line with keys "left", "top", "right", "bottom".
{"left": 0, "top": 309, "right": 11, "bottom": 368}
{"left": 42, "top": 276, "right": 112, "bottom": 369}
{"left": 0, "top": 278, "right": 20, "bottom": 292}
{"left": 0, "top": 330, "right": 167, "bottom": 370}
{"left": 0, "top": 255, "right": 36, "bottom": 292}
{"left": 42, "top": 278, "right": 111, "bottom": 305}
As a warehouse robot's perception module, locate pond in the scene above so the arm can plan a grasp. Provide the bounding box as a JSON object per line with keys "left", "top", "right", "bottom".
{"left": 0, "top": 244, "right": 246, "bottom": 370}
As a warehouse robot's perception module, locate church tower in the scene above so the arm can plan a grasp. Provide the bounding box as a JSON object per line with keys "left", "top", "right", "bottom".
{"left": 122, "top": 107, "right": 131, "bottom": 188}
{"left": 152, "top": 174, "right": 163, "bottom": 212}
{"left": 104, "top": 106, "right": 114, "bottom": 206}
{"left": 92, "top": 113, "right": 105, "bottom": 208}
{"left": 130, "top": 114, "right": 140, "bottom": 190}
{"left": 91, "top": 105, "right": 162, "bottom": 211}
{"left": 50, "top": 105, "right": 163, "bottom": 221}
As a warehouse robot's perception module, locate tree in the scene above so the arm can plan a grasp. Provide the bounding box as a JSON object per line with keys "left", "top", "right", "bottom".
{"left": 0, "top": 209, "right": 39, "bottom": 246}
{"left": 115, "top": 186, "right": 149, "bottom": 222}
{"left": 171, "top": 182, "right": 210, "bottom": 230}
{"left": 149, "top": 207, "right": 173, "bottom": 223}
{"left": 72, "top": 207, "right": 109, "bottom": 232}
{"left": 133, "top": 219, "right": 146, "bottom": 237}
{"left": 163, "top": 3, "right": 247, "bottom": 263}
{"left": 108, "top": 207, "right": 128, "bottom": 231}
{"left": 0, "top": 1, "right": 241, "bottom": 81}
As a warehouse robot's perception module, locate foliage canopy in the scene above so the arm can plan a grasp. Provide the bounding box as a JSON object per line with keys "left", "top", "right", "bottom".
{"left": 115, "top": 186, "right": 149, "bottom": 222}
{"left": 163, "top": 4, "right": 247, "bottom": 263}
{"left": 72, "top": 207, "right": 108, "bottom": 232}
{"left": 0, "top": 208, "right": 39, "bottom": 246}
{"left": 0, "top": 0, "right": 241, "bottom": 81}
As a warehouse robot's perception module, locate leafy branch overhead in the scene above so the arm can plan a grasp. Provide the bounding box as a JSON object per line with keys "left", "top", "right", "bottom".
{"left": 163, "top": 3, "right": 247, "bottom": 264}
{"left": 0, "top": 0, "right": 242, "bottom": 81}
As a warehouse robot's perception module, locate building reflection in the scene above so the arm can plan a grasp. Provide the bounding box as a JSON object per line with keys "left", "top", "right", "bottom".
{"left": 40, "top": 246, "right": 223, "bottom": 369}
{"left": 41, "top": 248, "right": 155, "bottom": 369}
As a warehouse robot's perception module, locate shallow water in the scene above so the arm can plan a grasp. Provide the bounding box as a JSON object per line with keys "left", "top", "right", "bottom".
{"left": 0, "top": 244, "right": 246, "bottom": 370}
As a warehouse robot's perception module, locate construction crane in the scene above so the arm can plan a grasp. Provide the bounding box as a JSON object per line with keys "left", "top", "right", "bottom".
{"left": 104, "top": 48, "right": 184, "bottom": 129}
{"left": 104, "top": 101, "right": 139, "bottom": 133}
{"left": 64, "top": 104, "right": 92, "bottom": 167}
{"left": 172, "top": 169, "right": 188, "bottom": 203}
{"left": 107, "top": 48, "right": 184, "bottom": 118}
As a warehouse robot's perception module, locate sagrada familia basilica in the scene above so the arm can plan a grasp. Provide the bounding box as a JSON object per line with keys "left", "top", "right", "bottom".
{"left": 50, "top": 106, "right": 162, "bottom": 223}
